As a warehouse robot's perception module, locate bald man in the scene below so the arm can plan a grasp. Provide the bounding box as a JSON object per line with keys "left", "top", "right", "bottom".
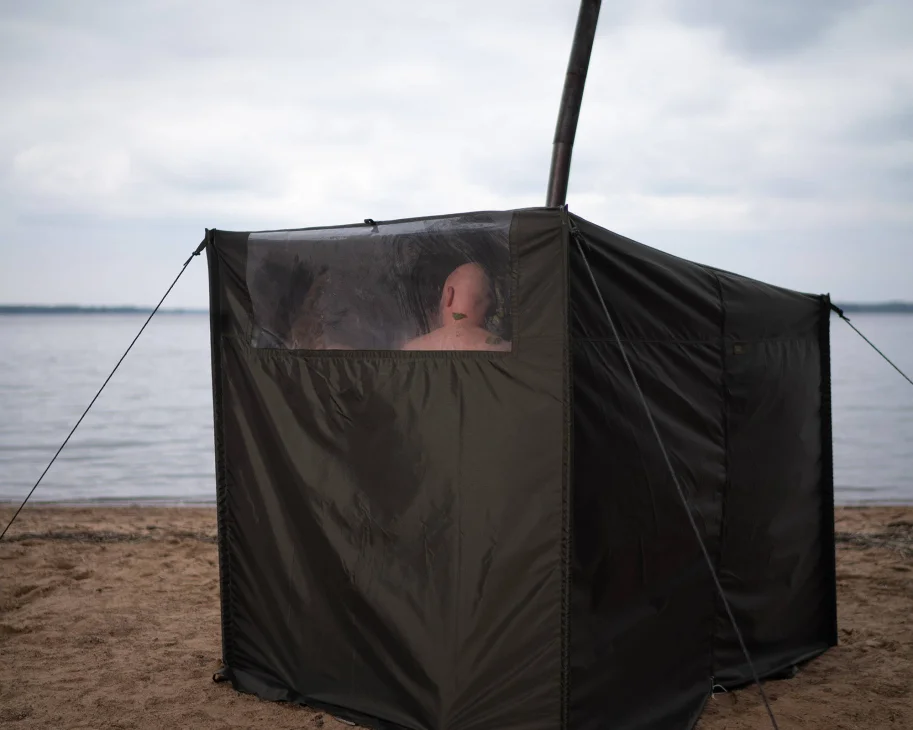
{"left": 402, "top": 263, "right": 511, "bottom": 351}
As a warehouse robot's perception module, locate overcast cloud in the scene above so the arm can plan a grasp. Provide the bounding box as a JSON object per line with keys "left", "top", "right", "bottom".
{"left": 0, "top": 0, "right": 911, "bottom": 306}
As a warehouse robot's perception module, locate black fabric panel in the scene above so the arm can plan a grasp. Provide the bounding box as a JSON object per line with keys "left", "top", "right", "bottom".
{"left": 205, "top": 231, "right": 230, "bottom": 669}
{"left": 710, "top": 274, "right": 836, "bottom": 685}
{"left": 569, "top": 218, "right": 721, "bottom": 344}
{"left": 709, "top": 268, "right": 822, "bottom": 341}
{"left": 568, "top": 217, "right": 725, "bottom": 729}
{"left": 206, "top": 209, "right": 568, "bottom": 730}
{"left": 567, "top": 215, "right": 836, "bottom": 727}
{"left": 570, "top": 341, "right": 723, "bottom": 729}
{"left": 818, "top": 297, "right": 839, "bottom": 650}
{"left": 207, "top": 228, "right": 251, "bottom": 672}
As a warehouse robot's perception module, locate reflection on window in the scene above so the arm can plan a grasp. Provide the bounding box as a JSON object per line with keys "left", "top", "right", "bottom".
{"left": 246, "top": 213, "right": 513, "bottom": 352}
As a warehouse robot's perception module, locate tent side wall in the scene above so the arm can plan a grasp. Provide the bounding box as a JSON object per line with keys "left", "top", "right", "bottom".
{"left": 709, "top": 272, "right": 837, "bottom": 686}
{"left": 206, "top": 228, "right": 253, "bottom": 671}
{"left": 567, "top": 215, "right": 837, "bottom": 729}
{"left": 568, "top": 216, "right": 727, "bottom": 729}
{"left": 205, "top": 210, "right": 573, "bottom": 730}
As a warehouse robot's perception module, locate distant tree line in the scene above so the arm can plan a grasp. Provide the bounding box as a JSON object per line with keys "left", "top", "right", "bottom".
{"left": 836, "top": 302, "right": 913, "bottom": 314}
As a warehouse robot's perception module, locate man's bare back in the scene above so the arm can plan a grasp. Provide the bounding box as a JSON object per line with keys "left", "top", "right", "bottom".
{"left": 402, "top": 325, "right": 510, "bottom": 351}
{"left": 402, "top": 262, "right": 511, "bottom": 352}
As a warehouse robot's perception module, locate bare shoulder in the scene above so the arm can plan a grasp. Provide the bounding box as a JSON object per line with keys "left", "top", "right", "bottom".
{"left": 402, "top": 332, "right": 435, "bottom": 350}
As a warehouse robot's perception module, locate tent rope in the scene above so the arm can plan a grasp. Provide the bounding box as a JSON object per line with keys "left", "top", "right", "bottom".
{"left": 0, "top": 240, "right": 207, "bottom": 542}
{"left": 830, "top": 304, "right": 913, "bottom": 388}
{"left": 572, "top": 232, "right": 780, "bottom": 730}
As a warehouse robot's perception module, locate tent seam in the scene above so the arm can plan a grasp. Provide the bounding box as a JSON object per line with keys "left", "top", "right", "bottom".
{"left": 708, "top": 271, "right": 731, "bottom": 684}
{"left": 819, "top": 295, "right": 839, "bottom": 646}
{"left": 207, "top": 233, "right": 236, "bottom": 670}
{"left": 560, "top": 210, "right": 573, "bottom": 730}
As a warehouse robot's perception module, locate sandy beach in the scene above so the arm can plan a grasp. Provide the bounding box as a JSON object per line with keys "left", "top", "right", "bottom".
{"left": 1, "top": 505, "right": 910, "bottom": 729}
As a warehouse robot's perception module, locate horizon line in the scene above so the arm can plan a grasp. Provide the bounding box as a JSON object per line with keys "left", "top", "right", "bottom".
{"left": 2, "top": 300, "right": 913, "bottom": 314}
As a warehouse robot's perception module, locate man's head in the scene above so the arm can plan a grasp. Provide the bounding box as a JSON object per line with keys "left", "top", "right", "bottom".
{"left": 438, "top": 263, "right": 493, "bottom": 327}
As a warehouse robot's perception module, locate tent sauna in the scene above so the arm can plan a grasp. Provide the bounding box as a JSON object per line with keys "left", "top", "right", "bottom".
{"left": 204, "top": 206, "right": 836, "bottom": 729}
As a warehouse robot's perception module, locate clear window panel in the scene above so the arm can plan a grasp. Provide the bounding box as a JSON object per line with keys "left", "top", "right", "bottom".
{"left": 246, "top": 212, "right": 513, "bottom": 352}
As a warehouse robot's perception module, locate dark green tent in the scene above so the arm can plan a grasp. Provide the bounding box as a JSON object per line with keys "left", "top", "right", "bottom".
{"left": 205, "top": 206, "right": 836, "bottom": 729}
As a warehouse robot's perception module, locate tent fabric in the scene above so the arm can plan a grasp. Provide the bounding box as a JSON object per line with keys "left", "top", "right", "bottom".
{"left": 204, "top": 207, "right": 836, "bottom": 730}
{"left": 206, "top": 210, "right": 570, "bottom": 730}
{"left": 568, "top": 215, "right": 837, "bottom": 728}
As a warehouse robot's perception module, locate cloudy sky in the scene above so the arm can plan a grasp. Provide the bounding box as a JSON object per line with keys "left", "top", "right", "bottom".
{"left": 1, "top": 0, "right": 910, "bottom": 307}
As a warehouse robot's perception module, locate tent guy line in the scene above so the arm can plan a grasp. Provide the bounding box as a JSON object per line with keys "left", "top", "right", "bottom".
{"left": 0, "top": 239, "right": 206, "bottom": 543}
{"left": 831, "top": 304, "right": 913, "bottom": 389}
{"left": 572, "top": 228, "right": 780, "bottom": 730}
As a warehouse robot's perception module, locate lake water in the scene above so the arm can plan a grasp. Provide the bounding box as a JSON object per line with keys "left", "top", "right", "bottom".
{"left": 1, "top": 313, "right": 911, "bottom": 505}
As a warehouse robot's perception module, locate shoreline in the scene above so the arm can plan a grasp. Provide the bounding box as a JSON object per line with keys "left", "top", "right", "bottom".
{"left": 5, "top": 498, "right": 913, "bottom": 508}
{"left": 1, "top": 505, "right": 911, "bottom": 729}
{"left": 1, "top": 499, "right": 219, "bottom": 509}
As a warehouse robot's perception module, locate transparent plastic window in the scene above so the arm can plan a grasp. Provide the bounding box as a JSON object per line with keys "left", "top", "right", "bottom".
{"left": 246, "top": 213, "right": 513, "bottom": 352}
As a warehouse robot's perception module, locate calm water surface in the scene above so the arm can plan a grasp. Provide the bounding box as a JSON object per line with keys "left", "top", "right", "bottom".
{"left": 1, "top": 313, "right": 911, "bottom": 504}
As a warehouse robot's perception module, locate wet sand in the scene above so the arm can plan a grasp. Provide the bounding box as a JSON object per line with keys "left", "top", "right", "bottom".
{"left": 1, "top": 505, "right": 910, "bottom": 729}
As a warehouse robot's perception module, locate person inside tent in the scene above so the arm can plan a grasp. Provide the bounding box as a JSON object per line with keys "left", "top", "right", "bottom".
{"left": 402, "top": 262, "right": 511, "bottom": 351}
